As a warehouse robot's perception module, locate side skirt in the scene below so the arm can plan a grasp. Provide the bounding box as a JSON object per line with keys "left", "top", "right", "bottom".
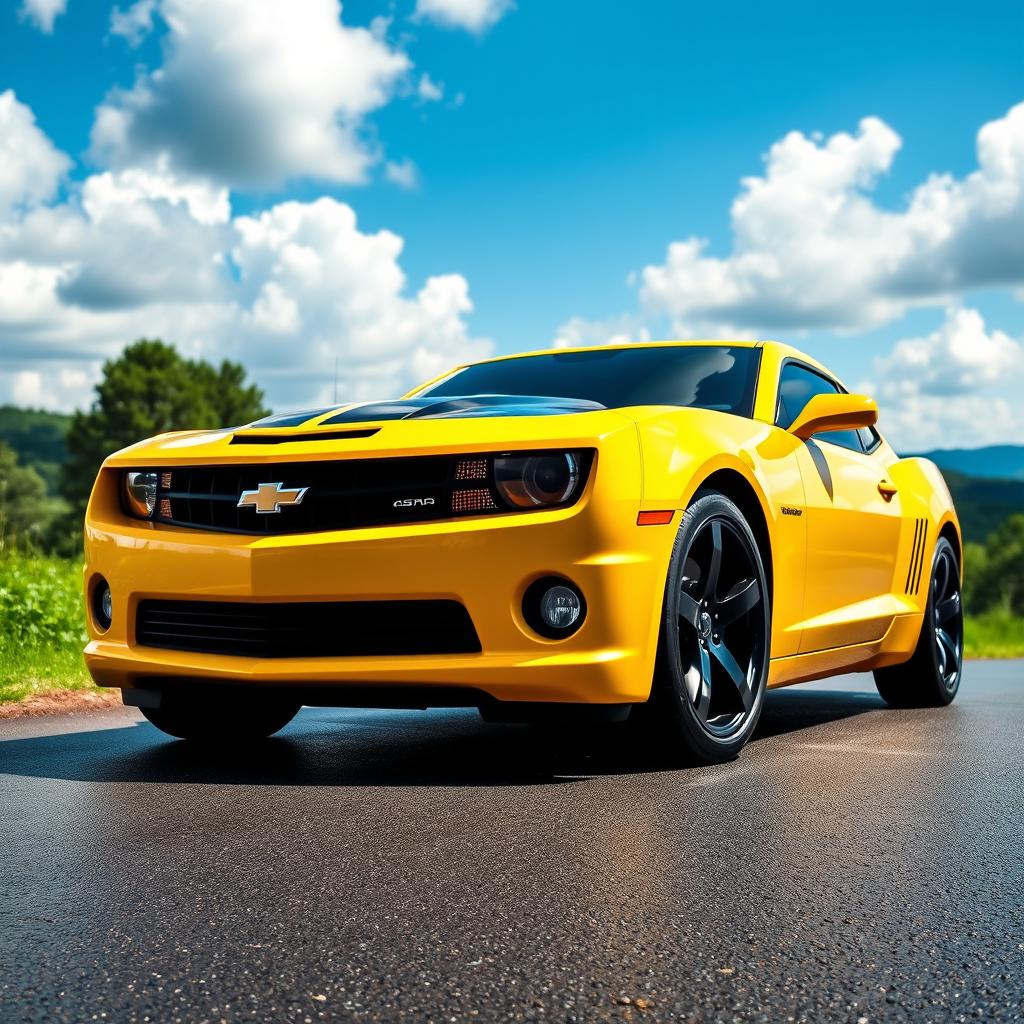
{"left": 767, "top": 613, "right": 923, "bottom": 688}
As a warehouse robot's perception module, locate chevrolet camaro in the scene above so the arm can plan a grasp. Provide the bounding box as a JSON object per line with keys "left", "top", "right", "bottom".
{"left": 82, "top": 341, "right": 964, "bottom": 762}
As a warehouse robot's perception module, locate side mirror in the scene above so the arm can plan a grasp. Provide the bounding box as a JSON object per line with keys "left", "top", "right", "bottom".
{"left": 788, "top": 393, "right": 878, "bottom": 441}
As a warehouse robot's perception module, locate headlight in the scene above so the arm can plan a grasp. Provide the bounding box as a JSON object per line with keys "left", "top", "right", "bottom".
{"left": 493, "top": 452, "right": 581, "bottom": 509}
{"left": 122, "top": 470, "right": 158, "bottom": 519}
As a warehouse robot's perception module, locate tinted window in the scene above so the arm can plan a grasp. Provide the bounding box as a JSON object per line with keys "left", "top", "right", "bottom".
{"left": 858, "top": 426, "right": 880, "bottom": 451}
{"left": 422, "top": 346, "right": 762, "bottom": 417}
{"left": 775, "top": 363, "right": 863, "bottom": 452}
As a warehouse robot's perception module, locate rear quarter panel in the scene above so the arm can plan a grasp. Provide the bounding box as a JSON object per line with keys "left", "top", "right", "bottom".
{"left": 888, "top": 456, "right": 963, "bottom": 606}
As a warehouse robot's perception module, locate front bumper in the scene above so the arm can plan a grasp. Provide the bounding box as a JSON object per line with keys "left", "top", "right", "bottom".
{"left": 84, "top": 452, "right": 674, "bottom": 705}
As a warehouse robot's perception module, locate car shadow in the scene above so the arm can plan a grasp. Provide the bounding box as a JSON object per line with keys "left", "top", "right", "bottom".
{"left": 0, "top": 685, "right": 888, "bottom": 788}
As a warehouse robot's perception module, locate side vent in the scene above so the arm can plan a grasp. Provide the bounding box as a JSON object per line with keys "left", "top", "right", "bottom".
{"left": 905, "top": 518, "right": 929, "bottom": 595}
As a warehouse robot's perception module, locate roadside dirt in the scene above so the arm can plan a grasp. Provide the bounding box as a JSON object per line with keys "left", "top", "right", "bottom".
{"left": 0, "top": 688, "right": 123, "bottom": 719}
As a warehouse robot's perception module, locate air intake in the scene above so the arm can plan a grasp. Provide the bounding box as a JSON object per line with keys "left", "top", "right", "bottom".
{"left": 136, "top": 599, "right": 481, "bottom": 658}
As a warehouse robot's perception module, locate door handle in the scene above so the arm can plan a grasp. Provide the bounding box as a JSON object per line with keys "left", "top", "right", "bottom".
{"left": 877, "top": 479, "right": 898, "bottom": 501}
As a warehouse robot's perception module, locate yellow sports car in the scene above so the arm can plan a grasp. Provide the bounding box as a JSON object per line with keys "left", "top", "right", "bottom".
{"left": 82, "top": 340, "right": 963, "bottom": 762}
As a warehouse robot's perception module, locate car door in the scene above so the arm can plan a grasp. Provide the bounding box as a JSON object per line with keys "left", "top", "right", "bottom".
{"left": 775, "top": 362, "right": 904, "bottom": 654}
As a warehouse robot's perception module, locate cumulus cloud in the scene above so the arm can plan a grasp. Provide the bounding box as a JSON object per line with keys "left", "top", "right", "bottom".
{"left": 0, "top": 91, "right": 72, "bottom": 216}
{"left": 18, "top": 0, "right": 66, "bottom": 33}
{"left": 417, "top": 73, "right": 444, "bottom": 103}
{"left": 0, "top": 164, "right": 232, "bottom": 316}
{"left": 384, "top": 158, "right": 420, "bottom": 189}
{"left": 867, "top": 307, "right": 1024, "bottom": 450}
{"left": 227, "top": 198, "right": 491, "bottom": 393}
{"left": 641, "top": 103, "right": 1024, "bottom": 334}
{"left": 0, "top": 105, "right": 491, "bottom": 412}
{"left": 414, "top": 0, "right": 514, "bottom": 34}
{"left": 552, "top": 314, "right": 651, "bottom": 350}
{"left": 109, "top": 0, "right": 157, "bottom": 46}
{"left": 91, "top": 0, "right": 411, "bottom": 188}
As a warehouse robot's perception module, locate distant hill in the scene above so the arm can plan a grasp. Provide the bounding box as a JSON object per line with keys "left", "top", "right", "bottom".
{"left": 913, "top": 445, "right": 1024, "bottom": 482}
{"left": 0, "top": 405, "right": 71, "bottom": 493}
{"left": 939, "top": 470, "right": 1024, "bottom": 544}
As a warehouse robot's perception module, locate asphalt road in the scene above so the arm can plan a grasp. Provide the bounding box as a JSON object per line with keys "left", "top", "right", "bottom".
{"left": 2, "top": 663, "right": 1022, "bottom": 1024}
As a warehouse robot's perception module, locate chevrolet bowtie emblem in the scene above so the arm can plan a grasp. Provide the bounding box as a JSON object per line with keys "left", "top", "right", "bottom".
{"left": 237, "top": 481, "right": 309, "bottom": 514}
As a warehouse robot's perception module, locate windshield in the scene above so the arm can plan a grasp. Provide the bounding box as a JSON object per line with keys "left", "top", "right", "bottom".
{"left": 420, "top": 345, "right": 762, "bottom": 417}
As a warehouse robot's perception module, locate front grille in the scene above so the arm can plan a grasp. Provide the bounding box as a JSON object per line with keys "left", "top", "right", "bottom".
{"left": 155, "top": 456, "right": 469, "bottom": 534}
{"left": 136, "top": 599, "right": 481, "bottom": 658}
{"left": 142, "top": 451, "right": 593, "bottom": 535}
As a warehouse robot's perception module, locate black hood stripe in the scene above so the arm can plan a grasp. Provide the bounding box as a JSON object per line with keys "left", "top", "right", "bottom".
{"left": 319, "top": 394, "right": 605, "bottom": 425}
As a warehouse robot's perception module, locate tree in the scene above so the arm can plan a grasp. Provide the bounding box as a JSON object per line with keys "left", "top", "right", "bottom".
{"left": 0, "top": 442, "right": 49, "bottom": 550}
{"left": 971, "top": 514, "right": 1024, "bottom": 617}
{"left": 61, "top": 340, "right": 269, "bottom": 519}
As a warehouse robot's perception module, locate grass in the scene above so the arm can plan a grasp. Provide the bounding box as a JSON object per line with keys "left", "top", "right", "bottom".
{"left": 964, "top": 610, "right": 1024, "bottom": 659}
{"left": 0, "top": 552, "right": 1022, "bottom": 705}
{"left": 0, "top": 551, "right": 92, "bottom": 703}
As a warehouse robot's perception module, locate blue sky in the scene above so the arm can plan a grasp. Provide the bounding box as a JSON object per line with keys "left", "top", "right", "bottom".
{"left": 1, "top": 0, "right": 1023, "bottom": 449}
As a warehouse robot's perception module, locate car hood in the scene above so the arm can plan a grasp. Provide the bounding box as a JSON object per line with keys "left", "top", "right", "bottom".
{"left": 253, "top": 394, "right": 607, "bottom": 426}
{"left": 103, "top": 394, "right": 638, "bottom": 466}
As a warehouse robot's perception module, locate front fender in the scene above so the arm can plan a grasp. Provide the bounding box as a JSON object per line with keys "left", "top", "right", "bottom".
{"left": 619, "top": 406, "right": 808, "bottom": 658}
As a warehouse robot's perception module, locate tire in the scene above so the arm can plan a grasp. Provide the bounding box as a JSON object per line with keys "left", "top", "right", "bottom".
{"left": 874, "top": 536, "right": 963, "bottom": 708}
{"left": 140, "top": 690, "right": 301, "bottom": 742}
{"left": 643, "top": 490, "right": 772, "bottom": 764}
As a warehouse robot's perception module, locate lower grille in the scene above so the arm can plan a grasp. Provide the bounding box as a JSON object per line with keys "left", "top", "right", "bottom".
{"left": 136, "top": 599, "right": 481, "bottom": 658}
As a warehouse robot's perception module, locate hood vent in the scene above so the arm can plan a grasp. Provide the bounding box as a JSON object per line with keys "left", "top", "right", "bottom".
{"left": 230, "top": 428, "right": 380, "bottom": 445}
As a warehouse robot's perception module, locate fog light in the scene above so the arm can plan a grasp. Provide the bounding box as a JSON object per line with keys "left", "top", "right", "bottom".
{"left": 523, "top": 577, "right": 586, "bottom": 639}
{"left": 93, "top": 578, "right": 112, "bottom": 631}
{"left": 540, "top": 586, "right": 581, "bottom": 630}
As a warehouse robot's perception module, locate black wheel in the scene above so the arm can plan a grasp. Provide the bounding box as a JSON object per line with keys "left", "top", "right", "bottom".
{"left": 644, "top": 490, "right": 771, "bottom": 764}
{"left": 874, "top": 536, "right": 963, "bottom": 707}
{"left": 140, "top": 690, "right": 301, "bottom": 742}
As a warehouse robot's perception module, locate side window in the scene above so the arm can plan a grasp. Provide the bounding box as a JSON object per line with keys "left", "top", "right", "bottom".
{"left": 775, "top": 363, "right": 864, "bottom": 452}
{"left": 858, "top": 426, "right": 881, "bottom": 452}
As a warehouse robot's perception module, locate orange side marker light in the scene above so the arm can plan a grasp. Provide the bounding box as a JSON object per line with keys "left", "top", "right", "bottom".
{"left": 637, "top": 510, "right": 675, "bottom": 526}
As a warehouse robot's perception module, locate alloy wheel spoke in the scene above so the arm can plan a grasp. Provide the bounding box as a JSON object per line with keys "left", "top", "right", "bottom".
{"left": 694, "top": 644, "right": 713, "bottom": 721}
{"left": 709, "top": 640, "right": 753, "bottom": 713}
{"left": 936, "top": 591, "right": 960, "bottom": 625}
{"left": 935, "top": 631, "right": 948, "bottom": 676}
{"left": 715, "top": 578, "right": 760, "bottom": 627}
{"left": 936, "top": 627, "right": 958, "bottom": 672}
{"left": 678, "top": 589, "right": 702, "bottom": 630}
{"left": 704, "top": 520, "right": 723, "bottom": 602}
{"left": 934, "top": 555, "right": 950, "bottom": 602}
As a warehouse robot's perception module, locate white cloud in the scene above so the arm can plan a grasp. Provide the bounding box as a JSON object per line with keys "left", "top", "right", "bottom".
{"left": 384, "top": 158, "right": 420, "bottom": 189}
{"left": 91, "top": 0, "right": 411, "bottom": 189}
{"left": 641, "top": 103, "right": 1024, "bottom": 335}
{"left": 81, "top": 159, "right": 230, "bottom": 225}
{"left": 0, "top": 167, "right": 233, "bottom": 313}
{"left": 109, "top": 0, "right": 157, "bottom": 46}
{"left": 552, "top": 314, "right": 651, "bottom": 350}
{"left": 417, "top": 73, "right": 444, "bottom": 103}
{"left": 227, "top": 199, "right": 490, "bottom": 397}
{"left": 12, "top": 370, "right": 43, "bottom": 406}
{"left": 18, "top": 0, "right": 66, "bottom": 33}
{"left": 0, "top": 104, "right": 491, "bottom": 412}
{"left": 867, "top": 307, "right": 1024, "bottom": 451}
{"left": 0, "top": 91, "right": 72, "bottom": 216}
{"left": 414, "top": 0, "right": 514, "bottom": 34}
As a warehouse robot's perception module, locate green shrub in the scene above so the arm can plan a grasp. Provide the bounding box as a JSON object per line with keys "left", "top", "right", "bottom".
{"left": 0, "top": 551, "right": 91, "bottom": 702}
